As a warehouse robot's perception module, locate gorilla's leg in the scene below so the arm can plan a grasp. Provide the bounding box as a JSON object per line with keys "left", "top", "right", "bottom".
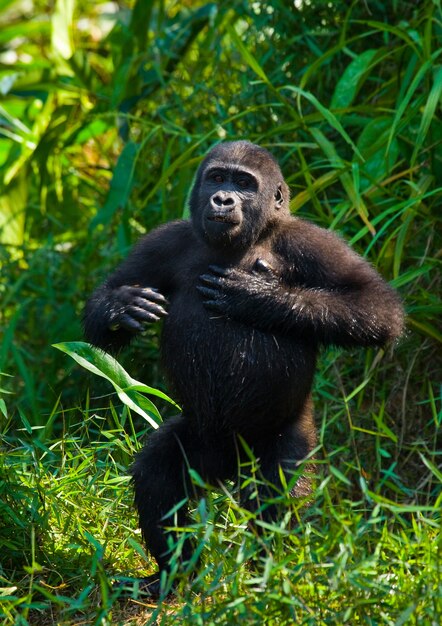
{"left": 240, "top": 406, "right": 316, "bottom": 521}
{"left": 130, "top": 415, "right": 196, "bottom": 596}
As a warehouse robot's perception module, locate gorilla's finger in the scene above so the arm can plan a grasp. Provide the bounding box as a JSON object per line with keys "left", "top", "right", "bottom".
{"left": 138, "top": 288, "right": 169, "bottom": 304}
{"left": 196, "top": 285, "right": 221, "bottom": 299}
{"left": 199, "top": 274, "right": 224, "bottom": 287}
{"left": 203, "top": 299, "right": 224, "bottom": 312}
{"left": 207, "top": 265, "right": 230, "bottom": 276}
{"left": 127, "top": 306, "right": 162, "bottom": 323}
{"left": 254, "top": 258, "right": 275, "bottom": 273}
{"left": 118, "top": 313, "right": 145, "bottom": 333}
{"left": 132, "top": 297, "right": 168, "bottom": 317}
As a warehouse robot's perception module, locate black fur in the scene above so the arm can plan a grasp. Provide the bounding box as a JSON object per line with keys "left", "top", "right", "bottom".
{"left": 83, "top": 140, "right": 404, "bottom": 595}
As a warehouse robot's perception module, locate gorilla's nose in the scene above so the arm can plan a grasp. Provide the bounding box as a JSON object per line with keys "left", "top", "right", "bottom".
{"left": 211, "top": 193, "right": 236, "bottom": 209}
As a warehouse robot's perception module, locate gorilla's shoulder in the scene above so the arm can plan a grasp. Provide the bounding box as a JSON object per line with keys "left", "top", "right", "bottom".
{"left": 136, "top": 219, "right": 197, "bottom": 251}
{"left": 275, "top": 216, "right": 341, "bottom": 247}
{"left": 150, "top": 219, "right": 194, "bottom": 239}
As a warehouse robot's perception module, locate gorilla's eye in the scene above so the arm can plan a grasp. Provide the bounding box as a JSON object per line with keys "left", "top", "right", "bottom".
{"left": 237, "top": 178, "right": 249, "bottom": 188}
{"left": 211, "top": 174, "right": 224, "bottom": 183}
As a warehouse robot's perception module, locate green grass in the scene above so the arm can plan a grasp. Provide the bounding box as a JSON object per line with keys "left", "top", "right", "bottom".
{"left": 1, "top": 386, "right": 440, "bottom": 625}
{"left": 0, "top": 0, "right": 441, "bottom": 623}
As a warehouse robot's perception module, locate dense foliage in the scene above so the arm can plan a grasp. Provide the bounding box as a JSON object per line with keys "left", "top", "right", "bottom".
{"left": 0, "top": 0, "right": 440, "bottom": 624}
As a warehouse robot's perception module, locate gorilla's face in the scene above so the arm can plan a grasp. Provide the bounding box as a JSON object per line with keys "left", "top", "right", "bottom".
{"left": 190, "top": 141, "right": 289, "bottom": 249}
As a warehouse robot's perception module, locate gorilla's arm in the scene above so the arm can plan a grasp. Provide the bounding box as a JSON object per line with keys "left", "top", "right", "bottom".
{"left": 198, "top": 220, "right": 404, "bottom": 348}
{"left": 83, "top": 221, "right": 191, "bottom": 352}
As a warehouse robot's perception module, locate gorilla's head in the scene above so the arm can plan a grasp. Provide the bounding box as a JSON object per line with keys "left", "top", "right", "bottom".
{"left": 190, "top": 141, "right": 290, "bottom": 249}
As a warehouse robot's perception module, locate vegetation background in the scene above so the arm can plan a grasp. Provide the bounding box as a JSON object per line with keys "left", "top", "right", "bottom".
{"left": 0, "top": 0, "right": 441, "bottom": 624}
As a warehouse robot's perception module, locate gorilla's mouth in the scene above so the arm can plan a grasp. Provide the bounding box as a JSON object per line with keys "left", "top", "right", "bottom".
{"left": 207, "top": 215, "right": 240, "bottom": 225}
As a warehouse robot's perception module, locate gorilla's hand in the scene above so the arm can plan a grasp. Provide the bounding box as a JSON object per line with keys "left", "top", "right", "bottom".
{"left": 197, "top": 259, "right": 280, "bottom": 322}
{"left": 106, "top": 285, "right": 168, "bottom": 333}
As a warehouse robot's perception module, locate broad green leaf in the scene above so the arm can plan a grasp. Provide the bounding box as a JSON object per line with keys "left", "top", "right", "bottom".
{"left": 283, "top": 85, "right": 364, "bottom": 161}
{"left": 360, "top": 479, "right": 440, "bottom": 512}
{"left": 373, "top": 413, "right": 398, "bottom": 443}
{"left": 227, "top": 23, "right": 270, "bottom": 84}
{"left": 356, "top": 117, "right": 399, "bottom": 190}
{"left": 75, "top": 119, "right": 111, "bottom": 145}
{"left": 0, "top": 0, "right": 18, "bottom": 11}
{"left": 144, "top": 129, "right": 219, "bottom": 204}
{"left": 54, "top": 342, "right": 179, "bottom": 428}
{"left": 331, "top": 49, "right": 378, "bottom": 109}
{"left": 407, "top": 318, "right": 442, "bottom": 343}
{"left": 129, "top": 0, "right": 155, "bottom": 51}
{"left": 309, "top": 127, "right": 373, "bottom": 232}
{"left": 390, "top": 265, "right": 432, "bottom": 288}
{"left": 363, "top": 20, "right": 421, "bottom": 55}
{"left": 51, "top": 0, "right": 75, "bottom": 60}
{"left": 329, "top": 465, "right": 352, "bottom": 486}
{"left": 0, "top": 170, "right": 27, "bottom": 249}
{"left": 386, "top": 49, "right": 442, "bottom": 153}
{"left": 92, "top": 141, "right": 140, "bottom": 226}
{"left": 0, "top": 20, "right": 50, "bottom": 45}
{"left": 67, "top": 50, "right": 96, "bottom": 91}
{"left": 344, "top": 377, "right": 374, "bottom": 402}
{"left": 290, "top": 171, "right": 339, "bottom": 212}
{"left": 411, "top": 65, "right": 442, "bottom": 165}
{"left": 349, "top": 188, "right": 440, "bottom": 246}
{"left": 393, "top": 211, "right": 413, "bottom": 278}
{"left": 419, "top": 454, "right": 442, "bottom": 482}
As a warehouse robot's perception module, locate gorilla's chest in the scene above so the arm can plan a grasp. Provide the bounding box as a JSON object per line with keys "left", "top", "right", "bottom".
{"left": 174, "top": 243, "right": 281, "bottom": 291}
{"left": 161, "top": 293, "right": 313, "bottom": 424}
{"left": 164, "top": 242, "right": 282, "bottom": 345}
{"left": 162, "top": 259, "right": 308, "bottom": 388}
{"left": 159, "top": 242, "right": 315, "bottom": 421}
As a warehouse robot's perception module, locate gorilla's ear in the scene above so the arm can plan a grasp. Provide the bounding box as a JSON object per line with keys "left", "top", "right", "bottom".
{"left": 275, "top": 185, "right": 284, "bottom": 209}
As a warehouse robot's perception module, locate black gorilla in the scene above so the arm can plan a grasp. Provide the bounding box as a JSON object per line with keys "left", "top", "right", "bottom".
{"left": 84, "top": 141, "right": 404, "bottom": 595}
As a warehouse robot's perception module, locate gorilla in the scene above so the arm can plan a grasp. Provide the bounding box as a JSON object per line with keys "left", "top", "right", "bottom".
{"left": 83, "top": 141, "right": 404, "bottom": 597}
